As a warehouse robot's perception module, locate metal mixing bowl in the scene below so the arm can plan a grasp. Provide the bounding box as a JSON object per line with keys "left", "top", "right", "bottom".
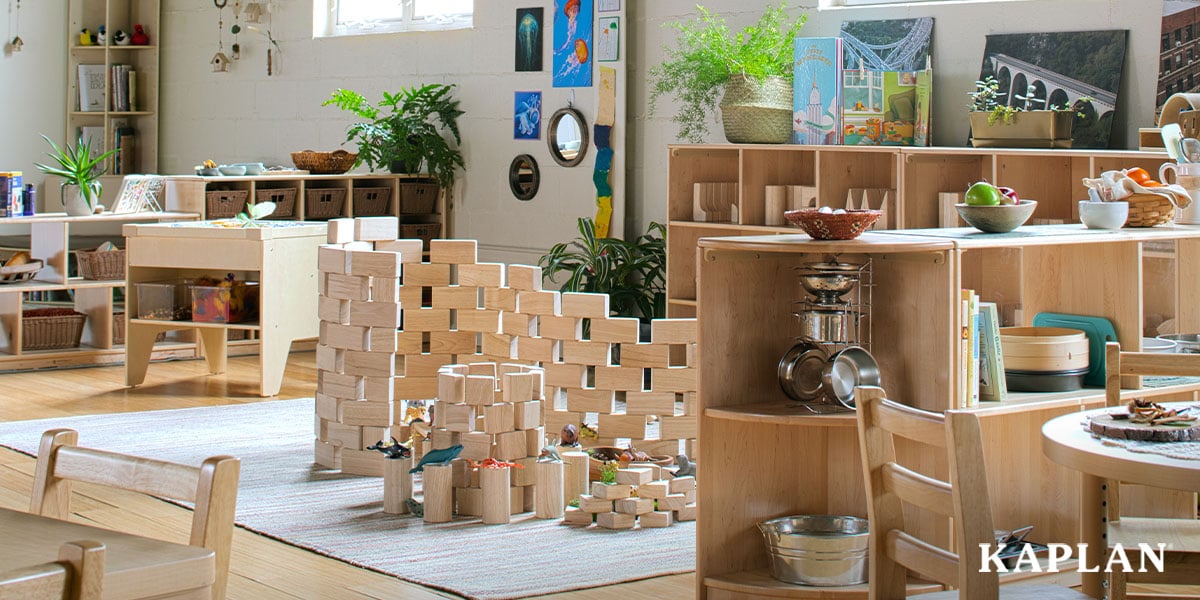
{"left": 798, "top": 273, "right": 858, "bottom": 302}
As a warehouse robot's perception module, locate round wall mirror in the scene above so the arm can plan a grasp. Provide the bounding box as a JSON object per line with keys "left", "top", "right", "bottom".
{"left": 547, "top": 107, "right": 589, "bottom": 167}
{"left": 508, "top": 154, "right": 540, "bottom": 201}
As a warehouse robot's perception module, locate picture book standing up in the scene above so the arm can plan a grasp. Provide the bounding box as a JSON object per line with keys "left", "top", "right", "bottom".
{"left": 793, "top": 37, "right": 842, "bottom": 145}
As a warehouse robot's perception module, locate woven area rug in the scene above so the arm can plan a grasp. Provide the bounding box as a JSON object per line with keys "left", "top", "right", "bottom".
{"left": 0, "top": 399, "right": 695, "bottom": 599}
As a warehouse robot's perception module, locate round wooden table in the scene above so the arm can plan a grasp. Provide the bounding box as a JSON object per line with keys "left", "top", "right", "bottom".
{"left": 1042, "top": 406, "right": 1200, "bottom": 598}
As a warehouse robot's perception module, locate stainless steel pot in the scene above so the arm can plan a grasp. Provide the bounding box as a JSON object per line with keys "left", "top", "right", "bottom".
{"left": 797, "top": 309, "right": 853, "bottom": 343}
{"left": 798, "top": 272, "right": 858, "bottom": 304}
{"left": 821, "top": 346, "right": 882, "bottom": 409}
{"left": 758, "top": 515, "right": 869, "bottom": 586}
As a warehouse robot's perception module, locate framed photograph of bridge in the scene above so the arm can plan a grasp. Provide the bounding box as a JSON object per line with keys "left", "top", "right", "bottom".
{"left": 977, "top": 30, "right": 1128, "bottom": 149}
{"left": 840, "top": 17, "right": 933, "bottom": 72}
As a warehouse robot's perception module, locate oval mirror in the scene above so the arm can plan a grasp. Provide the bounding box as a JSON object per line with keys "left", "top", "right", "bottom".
{"left": 547, "top": 107, "right": 589, "bottom": 167}
{"left": 509, "top": 154, "right": 540, "bottom": 201}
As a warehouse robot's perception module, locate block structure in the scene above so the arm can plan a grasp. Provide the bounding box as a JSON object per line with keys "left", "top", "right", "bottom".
{"left": 563, "top": 470, "right": 698, "bottom": 530}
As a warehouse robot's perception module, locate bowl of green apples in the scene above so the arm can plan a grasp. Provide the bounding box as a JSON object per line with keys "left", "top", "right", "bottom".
{"left": 956, "top": 182, "right": 1037, "bottom": 233}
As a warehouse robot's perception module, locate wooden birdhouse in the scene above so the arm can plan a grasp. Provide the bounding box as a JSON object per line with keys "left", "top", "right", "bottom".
{"left": 243, "top": 2, "right": 264, "bottom": 23}
{"left": 9, "top": 36, "right": 23, "bottom": 52}
{"left": 210, "top": 51, "right": 230, "bottom": 72}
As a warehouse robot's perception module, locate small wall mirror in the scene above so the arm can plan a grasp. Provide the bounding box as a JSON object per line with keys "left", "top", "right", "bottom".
{"left": 509, "top": 154, "right": 540, "bottom": 201}
{"left": 548, "top": 106, "right": 589, "bottom": 167}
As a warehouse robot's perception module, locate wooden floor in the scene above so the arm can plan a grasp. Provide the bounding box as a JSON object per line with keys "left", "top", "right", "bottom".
{"left": 0, "top": 352, "right": 694, "bottom": 599}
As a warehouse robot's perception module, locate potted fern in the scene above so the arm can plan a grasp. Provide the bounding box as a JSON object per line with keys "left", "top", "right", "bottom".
{"left": 539, "top": 218, "right": 665, "bottom": 322}
{"left": 648, "top": 3, "right": 806, "bottom": 144}
{"left": 968, "top": 76, "right": 1075, "bottom": 148}
{"left": 34, "top": 134, "right": 117, "bottom": 216}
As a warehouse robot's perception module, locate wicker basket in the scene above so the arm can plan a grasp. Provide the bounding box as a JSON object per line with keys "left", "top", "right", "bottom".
{"left": 23, "top": 308, "right": 85, "bottom": 351}
{"left": 399, "top": 223, "right": 441, "bottom": 250}
{"left": 206, "top": 189, "right": 249, "bottom": 219}
{"left": 1126, "top": 193, "right": 1177, "bottom": 227}
{"left": 398, "top": 182, "right": 439, "bottom": 214}
{"left": 305, "top": 188, "right": 347, "bottom": 220}
{"left": 719, "top": 74, "right": 793, "bottom": 144}
{"left": 112, "top": 311, "right": 165, "bottom": 345}
{"left": 255, "top": 188, "right": 298, "bottom": 219}
{"left": 75, "top": 248, "right": 125, "bottom": 280}
{"left": 291, "top": 149, "right": 357, "bottom": 175}
{"left": 785, "top": 209, "right": 882, "bottom": 240}
{"left": 352, "top": 187, "right": 392, "bottom": 216}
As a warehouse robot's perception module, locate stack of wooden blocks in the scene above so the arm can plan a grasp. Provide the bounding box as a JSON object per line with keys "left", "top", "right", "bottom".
{"left": 564, "top": 466, "right": 698, "bottom": 529}
{"left": 434, "top": 361, "right": 546, "bottom": 518}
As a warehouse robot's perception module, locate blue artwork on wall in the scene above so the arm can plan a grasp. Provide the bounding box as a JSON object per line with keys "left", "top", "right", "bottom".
{"left": 516, "top": 8, "right": 543, "bottom": 72}
{"left": 552, "top": 0, "right": 592, "bottom": 88}
{"left": 514, "top": 91, "right": 542, "bottom": 139}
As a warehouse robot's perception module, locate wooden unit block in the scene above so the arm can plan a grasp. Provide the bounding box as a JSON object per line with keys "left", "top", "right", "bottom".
{"left": 639, "top": 481, "right": 670, "bottom": 499}
{"left": 375, "top": 239, "right": 425, "bottom": 263}
{"left": 683, "top": 392, "right": 698, "bottom": 416}
{"left": 325, "top": 273, "right": 371, "bottom": 301}
{"left": 562, "top": 451, "right": 590, "bottom": 505}
{"left": 468, "top": 362, "right": 498, "bottom": 377}
{"left": 562, "top": 340, "right": 612, "bottom": 365}
{"left": 315, "top": 393, "right": 344, "bottom": 422}
{"left": 318, "top": 245, "right": 351, "bottom": 275}
{"left": 318, "top": 371, "right": 364, "bottom": 400}
{"left": 362, "top": 425, "right": 392, "bottom": 446}
{"left": 344, "top": 350, "right": 397, "bottom": 378}
{"left": 524, "top": 426, "right": 545, "bottom": 456}
{"left": 429, "top": 330, "right": 477, "bottom": 354}
{"left": 320, "top": 420, "right": 362, "bottom": 449}
{"left": 429, "top": 239, "right": 478, "bottom": 264}
{"left": 404, "top": 353, "right": 454, "bottom": 378}
{"left": 363, "top": 328, "right": 397, "bottom": 354}
{"left": 340, "top": 448, "right": 384, "bottom": 477}
{"left": 651, "top": 319, "right": 698, "bottom": 344}
{"left": 591, "top": 482, "right": 633, "bottom": 500}
{"left": 560, "top": 292, "right": 610, "bottom": 318}
{"left": 455, "top": 485, "right": 482, "bottom": 517}
{"left": 349, "top": 250, "right": 401, "bottom": 278}
{"left": 615, "top": 467, "right": 653, "bottom": 486}
{"left": 563, "top": 507, "right": 592, "bottom": 525}
{"left": 516, "top": 336, "right": 557, "bottom": 362}
{"left": 502, "top": 372, "right": 535, "bottom": 403}
{"left": 615, "top": 497, "right": 654, "bottom": 515}
{"left": 363, "top": 376, "right": 395, "bottom": 403}
{"left": 619, "top": 343, "right": 671, "bottom": 368}
{"left": 394, "top": 332, "right": 424, "bottom": 354}
{"left": 669, "top": 475, "right": 696, "bottom": 494}
{"left": 632, "top": 463, "right": 664, "bottom": 480}
{"left": 578, "top": 495, "right": 615, "bottom": 513}
{"left": 658, "top": 493, "right": 687, "bottom": 511}
{"left": 318, "top": 295, "right": 350, "bottom": 325}
{"left": 565, "top": 389, "right": 616, "bottom": 413}
{"left": 483, "top": 402, "right": 516, "bottom": 434}
{"left": 514, "top": 400, "right": 542, "bottom": 430}
{"left": 314, "top": 438, "right": 342, "bottom": 469}
{"left": 341, "top": 399, "right": 393, "bottom": 426}
{"left": 423, "top": 463, "right": 454, "bottom": 523}
{"left": 517, "top": 290, "right": 560, "bottom": 316}
{"left": 372, "top": 277, "right": 399, "bottom": 303}
{"left": 529, "top": 367, "right": 545, "bottom": 400}
{"left": 684, "top": 489, "right": 697, "bottom": 504}
{"left": 458, "top": 262, "right": 505, "bottom": 287}
{"left": 508, "top": 483, "right": 524, "bottom": 514}
{"left": 507, "top": 264, "right": 543, "bottom": 291}
{"left": 432, "top": 286, "right": 479, "bottom": 309}
{"left": 512, "top": 456, "right": 538, "bottom": 486}
{"left": 397, "top": 286, "right": 424, "bottom": 308}
{"left": 316, "top": 344, "right": 344, "bottom": 373}
{"left": 403, "top": 308, "right": 451, "bottom": 332}
{"left": 626, "top": 391, "right": 676, "bottom": 415}
{"left": 480, "top": 333, "right": 514, "bottom": 359}
{"left": 465, "top": 375, "right": 497, "bottom": 406}
{"left": 438, "top": 371, "right": 466, "bottom": 403}
{"left": 354, "top": 216, "right": 400, "bottom": 241}
{"left": 456, "top": 309, "right": 500, "bottom": 334}
{"left": 649, "top": 367, "right": 697, "bottom": 392}
{"left": 480, "top": 466, "right": 511, "bottom": 524}
{"left": 442, "top": 403, "right": 477, "bottom": 433}
{"left": 402, "top": 263, "right": 451, "bottom": 287}
{"left": 430, "top": 428, "right": 461, "bottom": 450}
{"left": 535, "top": 461, "right": 565, "bottom": 519}
{"left": 588, "top": 317, "right": 641, "bottom": 343}
{"left": 640, "top": 510, "right": 673, "bottom": 528}
{"left": 392, "top": 376, "right": 439, "bottom": 399}
{"left": 483, "top": 287, "right": 518, "bottom": 312}
{"left": 450, "top": 458, "right": 472, "bottom": 487}
{"left": 538, "top": 315, "right": 581, "bottom": 340}
{"left": 494, "top": 430, "right": 528, "bottom": 461}
{"left": 501, "top": 312, "right": 536, "bottom": 337}
{"left": 598, "top": 414, "right": 648, "bottom": 439}
{"left": 460, "top": 432, "right": 495, "bottom": 460}
{"left": 544, "top": 411, "right": 583, "bottom": 438}
{"left": 327, "top": 218, "right": 355, "bottom": 244}
{"left": 442, "top": 364, "right": 470, "bottom": 375}
{"left": 659, "top": 416, "right": 698, "bottom": 440}
{"left": 595, "top": 367, "right": 645, "bottom": 391}
{"left": 383, "top": 456, "right": 414, "bottom": 515}
{"left": 544, "top": 363, "right": 586, "bottom": 388}
{"left": 321, "top": 322, "right": 369, "bottom": 352}
{"left": 596, "top": 512, "right": 635, "bottom": 530}
{"left": 675, "top": 503, "right": 697, "bottom": 522}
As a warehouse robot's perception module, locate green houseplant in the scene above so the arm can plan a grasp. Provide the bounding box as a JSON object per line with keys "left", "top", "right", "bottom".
{"left": 323, "top": 83, "right": 465, "bottom": 189}
{"left": 648, "top": 3, "right": 806, "bottom": 144}
{"left": 967, "top": 76, "right": 1077, "bottom": 149}
{"left": 34, "top": 134, "right": 117, "bottom": 216}
{"left": 539, "top": 218, "right": 666, "bottom": 322}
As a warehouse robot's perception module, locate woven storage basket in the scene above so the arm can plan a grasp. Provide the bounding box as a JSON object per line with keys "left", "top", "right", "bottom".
{"left": 291, "top": 149, "right": 357, "bottom": 174}
{"left": 352, "top": 187, "right": 392, "bottom": 216}
{"left": 75, "top": 248, "right": 125, "bottom": 280}
{"left": 23, "top": 308, "right": 85, "bottom": 351}
{"left": 719, "top": 74, "right": 793, "bottom": 144}
{"left": 785, "top": 209, "right": 882, "bottom": 240}
{"left": 206, "top": 189, "right": 249, "bottom": 219}
{"left": 305, "top": 188, "right": 347, "bottom": 220}
{"left": 112, "top": 311, "right": 164, "bottom": 345}
{"left": 255, "top": 188, "right": 298, "bottom": 219}
{"left": 398, "top": 182, "right": 439, "bottom": 214}
{"left": 399, "top": 223, "right": 441, "bottom": 250}
{"left": 1126, "top": 193, "right": 1177, "bottom": 227}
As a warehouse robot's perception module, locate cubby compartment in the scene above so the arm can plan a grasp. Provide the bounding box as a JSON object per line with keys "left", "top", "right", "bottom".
{"left": 667, "top": 146, "right": 740, "bottom": 222}
{"left": 254, "top": 181, "right": 300, "bottom": 220}
{"left": 902, "top": 151, "right": 991, "bottom": 228}
{"left": 303, "top": 180, "right": 349, "bottom": 220}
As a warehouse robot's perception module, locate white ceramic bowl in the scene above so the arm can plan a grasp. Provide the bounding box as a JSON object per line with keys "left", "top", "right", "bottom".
{"left": 217, "top": 165, "right": 247, "bottom": 176}
{"left": 235, "top": 162, "right": 266, "bottom": 175}
{"left": 1142, "top": 336, "right": 1177, "bottom": 353}
{"left": 1078, "top": 200, "right": 1128, "bottom": 230}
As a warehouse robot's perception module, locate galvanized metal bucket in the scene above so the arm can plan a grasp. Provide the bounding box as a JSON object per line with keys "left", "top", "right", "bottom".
{"left": 758, "top": 515, "right": 869, "bottom": 586}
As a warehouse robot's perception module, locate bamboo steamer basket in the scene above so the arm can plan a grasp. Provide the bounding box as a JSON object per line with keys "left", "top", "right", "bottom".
{"left": 1000, "top": 327, "right": 1089, "bottom": 372}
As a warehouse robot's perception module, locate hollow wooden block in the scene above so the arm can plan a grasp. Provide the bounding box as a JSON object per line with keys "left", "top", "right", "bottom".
{"left": 442, "top": 403, "right": 476, "bottom": 433}
{"left": 363, "top": 376, "right": 394, "bottom": 403}
{"left": 516, "top": 337, "right": 557, "bottom": 362}
{"left": 438, "top": 371, "right": 466, "bottom": 403}
{"left": 513, "top": 400, "right": 541, "bottom": 430}
{"left": 524, "top": 426, "right": 545, "bottom": 456}
{"left": 590, "top": 482, "right": 633, "bottom": 500}
{"left": 314, "top": 438, "right": 342, "bottom": 469}
{"left": 318, "top": 296, "right": 350, "bottom": 325}
{"left": 480, "top": 466, "right": 511, "bottom": 524}
{"left": 430, "top": 428, "right": 461, "bottom": 450}
{"left": 353, "top": 216, "right": 399, "bottom": 241}
{"left": 404, "top": 353, "right": 454, "bottom": 378}
{"left": 502, "top": 372, "right": 535, "bottom": 403}
{"left": 327, "top": 218, "right": 355, "bottom": 244}
{"left": 349, "top": 250, "right": 402, "bottom": 278}
{"left": 544, "top": 363, "right": 586, "bottom": 388}
{"left": 432, "top": 286, "right": 479, "bottom": 309}
{"left": 517, "top": 290, "right": 560, "bottom": 316}
{"left": 403, "top": 308, "right": 451, "bottom": 332}
{"left": 344, "top": 349, "right": 396, "bottom": 378}
{"left": 640, "top": 510, "right": 673, "bottom": 528}
{"left": 340, "top": 448, "right": 384, "bottom": 477}
{"left": 619, "top": 343, "right": 671, "bottom": 368}
{"left": 598, "top": 414, "right": 648, "bottom": 439}
{"left": 455, "top": 485, "right": 482, "bottom": 516}
{"left": 501, "top": 312, "right": 536, "bottom": 337}
{"left": 535, "top": 461, "right": 565, "bottom": 519}
{"left": 675, "top": 504, "right": 697, "bottom": 522}
{"left": 375, "top": 239, "right": 425, "bottom": 263}
{"left": 457, "top": 262, "right": 505, "bottom": 288}
{"left": 342, "top": 399, "right": 393, "bottom": 426}
{"left": 669, "top": 475, "right": 696, "bottom": 494}
{"left": 639, "top": 481, "right": 669, "bottom": 499}
{"left": 578, "top": 495, "right": 615, "bottom": 513}
{"left": 465, "top": 375, "right": 497, "bottom": 406}
{"left": 318, "top": 245, "right": 351, "bottom": 275}
{"left": 457, "top": 309, "right": 500, "bottom": 333}
{"left": 562, "top": 451, "right": 590, "bottom": 505}
{"left": 318, "top": 371, "right": 364, "bottom": 400}
{"left": 429, "top": 239, "right": 478, "bottom": 265}
{"left": 383, "top": 456, "right": 414, "bottom": 515}
{"left": 650, "top": 368, "right": 698, "bottom": 393}
{"left": 316, "top": 344, "right": 344, "bottom": 373}
{"left": 423, "top": 464, "right": 454, "bottom": 523}
{"left": 596, "top": 512, "right": 636, "bottom": 530}
{"left": 538, "top": 315, "right": 581, "bottom": 340}
{"left": 659, "top": 416, "right": 698, "bottom": 440}
{"left": 372, "top": 277, "right": 399, "bottom": 303}
{"left": 562, "top": 341, "right": 612, "bottom": 365}
{"left": 321, "top": 322, "right": 369, "bottom": 352}
{"left": 625, "top": 392, "right": 676, "bottom": 416}
{"left": 429, "top": 330, "right": 477, "bottom": 355}
{"left": 589, "top": 317, "right": 641, "bottom": 343}
{"left": 615, "top": 467, "right": 653, "bottom": 486}
{"left": 483, "top": 402, "right": 515, "bottom": 434}
{"left": 560, "top": 292, "right": 610, "bottom": 319}
{"left": 614, "top": 497, "right": 654, "bottom": 515}
{"left": 507, "top": 264, "right": 543, "bottom": 291}
{"left": 565, "top": 389, "right": 617, "bottom": 414}
{"left": 651, "top": 319, "right": 698, "bottom": 345}
{"left": 495, "top": 430, "right": 527, "bottom": 461}
{"left": 658, "top": 493, "right": 688, "bottom": 511}
{"left": 325, "top": 273, "right": 371, "bottom": 302}
{"left": 402, "top": 263, "right": 451, "bottom": 287}
{"left": 483, "top": 287, "right": 518, "bottom": 312}
{"left": 481, "top": 333, "right": 515, "bottom": 359}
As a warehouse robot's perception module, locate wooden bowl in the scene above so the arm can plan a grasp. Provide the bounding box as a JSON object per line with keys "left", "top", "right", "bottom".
{"left": 1000, "top": 326, "right": 1089, "bottom": 372}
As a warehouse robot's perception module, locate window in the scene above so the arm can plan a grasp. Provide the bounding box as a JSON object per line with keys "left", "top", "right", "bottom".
{"left": 1178, "top": 54, "right": 1184, "bottom": 68}
{"left": 1189, "top": 25, "right": 1195, "bottom": 41}
{"left": 1165, "top": 58, "right": 1173, "bottom": 72}
{"left": 1165, "top": 34, "right": 1172, "bottom": 52}
{"left": 314, "top": 0, "right": 472, "bottom": 38}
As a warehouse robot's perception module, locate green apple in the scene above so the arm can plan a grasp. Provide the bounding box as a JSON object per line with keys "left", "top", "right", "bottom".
{"left": 964, "top": 181, "right": 1002, "bottom": 206}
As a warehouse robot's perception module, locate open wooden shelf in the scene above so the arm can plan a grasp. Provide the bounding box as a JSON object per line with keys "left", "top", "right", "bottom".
{"left": 705, "top": 569, "right": 943, "bottom": 599}
{"left": 704, "top": 403, "right": 858, "bottom": 426}
{"left": 130, "top": 319, "right": 262, "bottom": 331}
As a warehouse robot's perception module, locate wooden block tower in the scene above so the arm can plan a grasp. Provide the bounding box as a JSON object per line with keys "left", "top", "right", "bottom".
{"left": 563, "top": 466, "right": 698, "bottom": 530}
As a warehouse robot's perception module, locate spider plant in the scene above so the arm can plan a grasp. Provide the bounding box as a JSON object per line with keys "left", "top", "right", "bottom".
{"left": 539, "top": 218, "right": 666, "bottom": 321}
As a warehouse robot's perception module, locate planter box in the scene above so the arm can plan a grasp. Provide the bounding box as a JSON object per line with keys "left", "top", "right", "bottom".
{"left": 970, "top": 111, "right": 1073, "bottom": 149}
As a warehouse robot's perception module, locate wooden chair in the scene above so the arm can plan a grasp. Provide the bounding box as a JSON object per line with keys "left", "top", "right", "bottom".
{"left": 29, "top": 429, "right": 240, "bottom": 600}
{"left": 1103, "top": 342, "right": 1200, "bottom": 599}
{"left": 856, "top": 386, "right": 1090, "bottom": 599}
{"left": 0, "top": 539, "right": 105, "bottom": 600}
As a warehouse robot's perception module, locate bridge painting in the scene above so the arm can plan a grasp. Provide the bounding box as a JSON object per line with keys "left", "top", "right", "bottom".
{"left": 840, "top": 17, "right": 933, "bottom": 72}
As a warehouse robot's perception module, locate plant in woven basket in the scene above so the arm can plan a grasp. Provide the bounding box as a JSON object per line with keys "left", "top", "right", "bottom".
{"left": 34, "top": 134, "right": 117, "bottom": 215}
{"left": 648, "top": 3, "right": 806, "bottom": 143}
{"left": 539, "top": 218, "right": 665, "bottom": 322}
{"left": 323, "top": 84, "right": 465, "bottom": 189}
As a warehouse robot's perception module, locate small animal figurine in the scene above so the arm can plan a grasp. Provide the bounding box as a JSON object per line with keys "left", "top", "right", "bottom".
{"left": 560, "top": 423, "right": 579, "bottom": 446}
{"left": 79, "top": 28, "right": 94, "bottom": 46}
{"left": 538, "top": 445, "right": 563, "bottom": 463}
{"left": 96, "top": 25, "right": 106, "bottom": 45}
{"left": 130, "top": 23, "right": 149, "bottom": 45}
{"left": 366, "top": 437, "right": 412, "bottom": 460}
{"left": 672, "top": 454, "right": 696, "bottom": 479}
{"left": 408, "top": 444, "right": 463, "bottom": 474}
{"left": 111, "top": 30, "right": 129, "bottom": 45}
{"left": 405, "top": 497, "right": 424, "bottom": 517}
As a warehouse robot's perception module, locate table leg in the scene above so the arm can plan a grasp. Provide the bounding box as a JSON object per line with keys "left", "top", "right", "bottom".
{"left": 1080, "top": 472, "right": 1107, "bottom": 598}
{"left": 258, "top": 334, "right": 293, "bottom": 397}
{"left": 125, "top": 324, "right": 159, "bottom": 386}
{"left": 197, "top": 329, "right": 228, "bottom": 375}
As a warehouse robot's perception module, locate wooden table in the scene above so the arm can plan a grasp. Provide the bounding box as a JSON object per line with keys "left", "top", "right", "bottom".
{"left": 0, "top": 507, "right": 214, "bottom": 599}
{"left": 1041, "top": 406, "right": 1200, "bottom": 598}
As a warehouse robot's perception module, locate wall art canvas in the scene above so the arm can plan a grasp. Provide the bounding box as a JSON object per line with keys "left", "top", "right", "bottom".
{"left": 1157, "top": 1, "right": 1200, "bottom": 115}
{"left": 978, "top": 30, "right": 1128, "bottom": 148}
{"left": 840, "top": 17, "right": 933, "bottom": 72}
{"left": 515, "top": 8, "right": 543, "bottom": 72}
{"left": 597, "top": 16, "right": 619, "bottom": 62}
{"left": 552, "top": 0, "right": 593, "bottom": 87}
{"left": 514, "top": 91, "right": 543, "bottom": 140}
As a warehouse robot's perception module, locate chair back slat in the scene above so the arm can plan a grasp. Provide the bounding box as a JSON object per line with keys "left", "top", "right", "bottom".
{"left": 886, "top": 529, "right": 960, "bottom": 588}
{"left": 881, "top": 462, "right": 955, "bottom": 519}
{"left": 874, "top": 398, "right": 948, "bottom": 448}
{"left": 53, "top": 446, "right": 202, "bottom": 503}
{"left": 0, "top": 540, "right": 105, "bottom": 600}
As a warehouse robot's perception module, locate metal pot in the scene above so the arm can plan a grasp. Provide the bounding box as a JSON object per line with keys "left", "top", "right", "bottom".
{"left": 821, "top": 346, "right": 882, "bottom": 409}
{"left": 797, "top": 309, "right": 853, "bottom": 344}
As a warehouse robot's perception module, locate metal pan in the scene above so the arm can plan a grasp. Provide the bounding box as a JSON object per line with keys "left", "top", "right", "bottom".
{"left": 778, "top": 341, "right": 830, "bottom": 403}
{"left": 821, "top": 346, "right": 881, "bottom": 409}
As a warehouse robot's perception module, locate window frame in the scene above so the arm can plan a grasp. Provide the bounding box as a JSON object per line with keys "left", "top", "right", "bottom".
{"left": 314, "top": 0, "right": 473, "bottom": 38}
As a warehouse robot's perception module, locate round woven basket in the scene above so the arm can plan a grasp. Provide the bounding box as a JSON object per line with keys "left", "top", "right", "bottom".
{"left": 1126, "top": 193, "right": 1177, "bottom": 227}
{"left": 720, "top": 74, "right": 793, "bottom": 144}
{"left": 290, "top": 149, "right": 358, "bottom": 174}
{"left": 785, "top": 209, "right": 882, "bottom": 240}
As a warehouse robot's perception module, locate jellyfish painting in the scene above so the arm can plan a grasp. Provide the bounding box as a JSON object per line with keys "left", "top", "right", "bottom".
{"left": 515, "top": 8, "right": 542, "bottom": 72}
{"left": 514, "top": 91, "right": 542, "bottom": 140}
{"left": 552, "top": 0, "right": 592, "bottom": 88}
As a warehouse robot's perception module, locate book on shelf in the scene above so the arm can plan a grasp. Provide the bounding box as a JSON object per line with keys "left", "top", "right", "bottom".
{"left": 793, "top": 37, "right": 842, "bottom": 145}
{"left": 959, "top": 289, "right": 980, "bottom": 408}
{"left": 78, "top": 64, "right": 106, "bottom": 112}
{"left": 110, "top": 65, "right": 132, "bottom": 112}
{"left": 79, "top": 126, "right": 105, "bottom": 165}
{"left": 978, "top": 301, "right": 1007, "bottom": 402}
